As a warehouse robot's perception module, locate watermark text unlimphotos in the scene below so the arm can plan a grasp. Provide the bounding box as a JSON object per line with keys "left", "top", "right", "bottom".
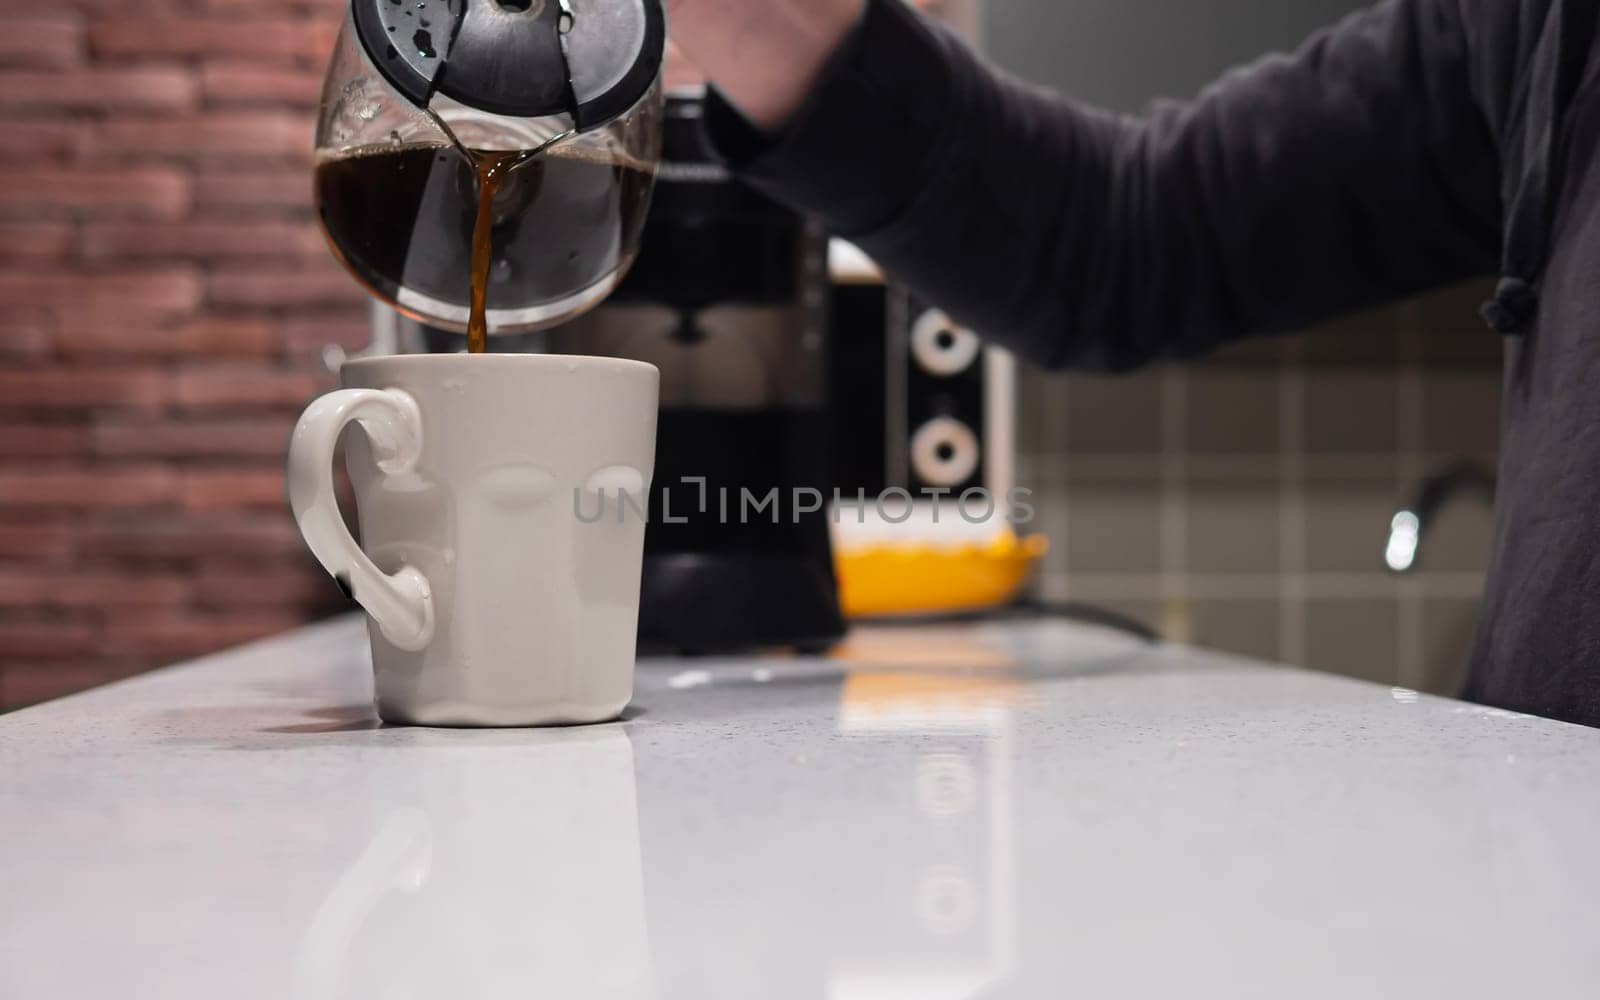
{"left": 575, "top": 477, "right": 1035, "bottom": 526}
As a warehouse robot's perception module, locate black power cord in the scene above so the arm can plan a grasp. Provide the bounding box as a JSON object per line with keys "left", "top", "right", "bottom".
{"left": 864, "top": 596, "right": 1161, "bottom": 643}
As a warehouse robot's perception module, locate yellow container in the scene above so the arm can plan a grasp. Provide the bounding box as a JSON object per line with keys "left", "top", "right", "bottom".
{"left": 834, "top": 531, "right": 1049, "bottom": 619}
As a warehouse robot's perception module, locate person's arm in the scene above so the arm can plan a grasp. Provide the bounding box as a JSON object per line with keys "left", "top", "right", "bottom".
{"left": 675, "top": 0, "right": 1506, "bottom": 371}
{"left": 665, "top": 0, "right": 865, "bottom": 131}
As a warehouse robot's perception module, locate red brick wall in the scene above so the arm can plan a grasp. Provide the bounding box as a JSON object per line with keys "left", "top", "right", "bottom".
{"left": 0, "top": 0, "right": 364, "bottom": 708}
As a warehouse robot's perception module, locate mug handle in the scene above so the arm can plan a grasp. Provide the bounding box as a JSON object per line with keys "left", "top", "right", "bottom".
{"left": 288, "top": 388, "right": 435, "bottom": 651}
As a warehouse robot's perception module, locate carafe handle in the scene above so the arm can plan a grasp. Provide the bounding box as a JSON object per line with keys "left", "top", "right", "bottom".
{"left": 288, "top": 389, "right": 435, "bottom": 651}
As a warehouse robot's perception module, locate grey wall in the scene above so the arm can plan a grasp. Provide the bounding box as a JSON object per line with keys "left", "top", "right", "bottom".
{"left": 982, "top": 0, "right": 1372, "bottom": 113}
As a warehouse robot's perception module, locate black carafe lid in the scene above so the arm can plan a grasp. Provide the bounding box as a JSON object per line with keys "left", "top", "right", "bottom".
{"left": 352, "top": 0, "right": 664, "bottom": 129}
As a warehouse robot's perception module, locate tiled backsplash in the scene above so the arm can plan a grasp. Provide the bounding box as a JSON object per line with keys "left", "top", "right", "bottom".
{"left": 1017, "top": 278, "right": 1502, "bottom": 694}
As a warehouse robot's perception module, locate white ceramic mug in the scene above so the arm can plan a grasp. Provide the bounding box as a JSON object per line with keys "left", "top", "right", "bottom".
{"left": 287, "top": 354, "right": 659, "bottom": 727}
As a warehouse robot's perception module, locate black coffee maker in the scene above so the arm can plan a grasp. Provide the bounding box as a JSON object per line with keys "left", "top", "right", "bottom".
{"left": 547, "top": 92, "right": 845, "bottom": 653}
{"left": 334, "top": 0, "right": 846, "bottom": 653}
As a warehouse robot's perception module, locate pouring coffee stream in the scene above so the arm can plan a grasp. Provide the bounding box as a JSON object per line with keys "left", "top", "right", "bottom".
{"left": 467, "top": 150, "right": 518, "bottom": 354}
{"left": 449, "top": 0, "right": 580, "bottom": 355}
{"left": 464, "top": 128, "right": 576, "bottom": 354}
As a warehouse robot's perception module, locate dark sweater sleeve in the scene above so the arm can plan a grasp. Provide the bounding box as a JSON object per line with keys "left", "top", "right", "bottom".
{"left": 704, "top": 0, "right": 1504, "bottom": 371}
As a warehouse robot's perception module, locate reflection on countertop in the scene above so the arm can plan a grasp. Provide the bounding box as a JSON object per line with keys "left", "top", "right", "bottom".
{"left": 288, "top": 627, "right": 1042, "bottom": 1000}
{"left": 293, "top": 727, "right": 650, "bottom": 999}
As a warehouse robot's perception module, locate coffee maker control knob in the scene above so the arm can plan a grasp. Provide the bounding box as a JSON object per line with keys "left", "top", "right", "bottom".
{"left": 911, "top": 309, "right": 982, "bottom": 377}
{"left": 911, "top": 417, "right": 982, "bottom": 488}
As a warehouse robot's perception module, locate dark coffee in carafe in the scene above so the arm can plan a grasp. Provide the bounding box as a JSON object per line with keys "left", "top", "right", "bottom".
{"left": 314, "top": 141, "right": 654, "bottom": 347}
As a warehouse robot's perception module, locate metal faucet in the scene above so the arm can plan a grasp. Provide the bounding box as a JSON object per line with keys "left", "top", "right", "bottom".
{"left": 1385, "top": 460, "right": 1497, "bottom": 573}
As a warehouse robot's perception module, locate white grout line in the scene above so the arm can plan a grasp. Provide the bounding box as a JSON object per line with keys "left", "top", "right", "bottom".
{"left": 1159, "top": 366, "right": 1190, "bottom": 641}
{"left": 1280, "top": 337, "right": 1308, "bottom": 667}
{"left": 1014, "top": 451, "right": 1498, "bottom": 484}
{"left": 1396, "top": 310, "right": 1428, "bottom": 687}
{"left": 1051, "top": 374, "right": 1071, "bottom": 598}
{"left": 1035, "top": 570, "right": 1486, "bottom": 602}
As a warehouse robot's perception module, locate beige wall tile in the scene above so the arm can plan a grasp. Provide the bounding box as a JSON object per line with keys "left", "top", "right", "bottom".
{"left": 1415, "top": 278, "right": 1503, "bottom": 370}
{"left": 1057, "top": 478, "right": 1163, "bottom": 574}
{"left": 1305, "top": 372, "right": 1400, "bottom": 454}
{"left": 1185, "top": 372, "right": 1281, "bottom": 454}
{"left": 1421, "top": 373, "right": 1501, "bottom": 458}
{"left": 1414, "top": 497, "right": 1496, "bottom": 574}
{"left": 1186, "top": 475, "right": 1281, "bottom": 573}
{"left": 1192, "top": 598, "right": 1282, "bottom": 663}
{"left": 1300, "top": 304, "right": 1403, "bottom": 367}
{"left": 1017, "top": 369, "right": 1071, "bottom": 455}
{"left": 1306, "top": 599, "right": 1400, "bottom": 684}
{"left": 1420, "top": 598, "right": 1480, "bottom": 697}
{"left": 1029, "top": 491, "right": 1071, "bottom": 578}
{"left": 1063, "top": 372, "right": 1164, "bottom": 454}
{"left": 1304, "top": 476, "right": 1401, "bottom": 573}
{"left": 1203, "top": 334, "right": 1288, "bottom": 367}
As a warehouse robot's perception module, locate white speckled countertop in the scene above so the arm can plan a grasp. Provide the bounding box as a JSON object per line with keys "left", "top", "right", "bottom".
{"left": 2, "top": 614, "right": 1598, "bottom": 999}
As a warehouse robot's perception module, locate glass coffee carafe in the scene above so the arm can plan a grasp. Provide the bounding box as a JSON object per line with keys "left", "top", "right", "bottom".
{"left": 313, "top": 0, "right": 665, "bottom": 337}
